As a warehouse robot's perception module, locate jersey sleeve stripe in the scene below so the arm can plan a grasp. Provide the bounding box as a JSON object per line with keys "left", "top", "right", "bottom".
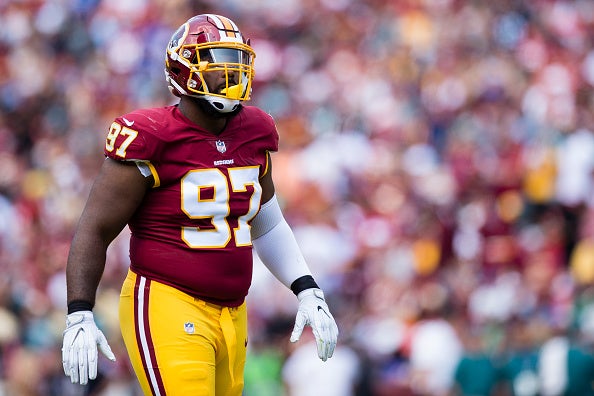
{"left": 262, "top": 151, "right": 271, "bottom": 177}
{"left": 146, "top": 162, "right": 161, "bottom": 188}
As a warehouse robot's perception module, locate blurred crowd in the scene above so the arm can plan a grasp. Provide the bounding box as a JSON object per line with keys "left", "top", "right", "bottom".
{"left": 1, "top": 0, "right": 594, "bottom": 395}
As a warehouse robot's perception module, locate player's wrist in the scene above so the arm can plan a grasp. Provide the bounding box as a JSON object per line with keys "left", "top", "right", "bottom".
{"left": 296, "top": 287, "right": 325, "bottom": 302}
{"left": 67, "top": 300, "right": 94, "bottom": 314}
{"left": 290, "top": 275, "right": 319, "bottom": 296}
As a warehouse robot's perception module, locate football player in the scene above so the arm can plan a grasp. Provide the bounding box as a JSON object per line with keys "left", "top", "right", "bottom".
{"left": 61, "top": 14, "right": 338, "bottom": 396}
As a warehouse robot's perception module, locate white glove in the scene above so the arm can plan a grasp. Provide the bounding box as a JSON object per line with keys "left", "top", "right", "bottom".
{"left": 290, "top": 288, "right": 338, "bottom": 361}
{"left": 62, "top": 311, "right": 116, "bottom": 385}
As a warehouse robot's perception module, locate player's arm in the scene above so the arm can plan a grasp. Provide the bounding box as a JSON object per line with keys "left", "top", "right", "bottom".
{"left": 63, "top": 157, "right": 151, "bottom": 385}
{"left": 67, "top": 157, "right": 150, "bottom": 306}
{"left": 250, "top": 153, "right": 338, "bottom": 361}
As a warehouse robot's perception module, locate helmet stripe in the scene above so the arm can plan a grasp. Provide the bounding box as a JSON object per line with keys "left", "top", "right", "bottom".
{"left": 219, "top": 16, "right": 235, "bottom": 38}
{"left": 206, "top": 14, "right": 241, "bottom": 39}
{"left": 205, "top": 14, "right": 225, "bottom": 30}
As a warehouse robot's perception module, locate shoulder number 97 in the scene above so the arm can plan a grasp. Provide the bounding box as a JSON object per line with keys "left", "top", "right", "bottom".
{"left": 106, "top": 122, "right": 138, "bottom": 158}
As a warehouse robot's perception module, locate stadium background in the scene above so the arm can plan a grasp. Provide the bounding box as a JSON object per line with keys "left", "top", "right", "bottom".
{"left": 1, "top": 0, "right": 594, "bottom": 395}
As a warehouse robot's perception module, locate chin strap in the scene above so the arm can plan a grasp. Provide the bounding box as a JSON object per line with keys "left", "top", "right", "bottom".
{"left": 195, "top": 97, "right": 242, "bottom": 118}
{"left": 203, "top": 95, "right": 240, "bottom": 113}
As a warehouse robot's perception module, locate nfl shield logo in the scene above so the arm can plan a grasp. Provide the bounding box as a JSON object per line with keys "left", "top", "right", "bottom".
{"left": 184, "top": 322, "right": 195, "bottom": 334}
{"left": 216, "top": 140, "right": 227, "bottom": 153}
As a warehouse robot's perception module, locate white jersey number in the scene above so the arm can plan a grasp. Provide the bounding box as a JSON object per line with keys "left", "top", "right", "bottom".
{"left": 181, "top": 166, "right": 261, "bottom": 248}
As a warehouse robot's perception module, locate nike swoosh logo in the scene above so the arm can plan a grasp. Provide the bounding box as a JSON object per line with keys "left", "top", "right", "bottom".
{"left": 122, "top": 117, "right": 134, "bottom": 126}
{"left": 70, "top": 328, "right": 85, "bottom": 346}
{"left": 317, "top": 306, "right": 331, "bottom": 318}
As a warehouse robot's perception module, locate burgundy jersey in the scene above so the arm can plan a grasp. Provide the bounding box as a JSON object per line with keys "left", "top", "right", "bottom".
{"left": 104, "top": 105, "right": 279, "bottom": 306}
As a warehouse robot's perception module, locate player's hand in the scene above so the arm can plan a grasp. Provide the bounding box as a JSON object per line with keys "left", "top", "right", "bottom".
{"left": 290, "top": 288, "right": 338, "bottom": 361}
{"left": 62, "top": 311, "right": 116, "bottom": 385}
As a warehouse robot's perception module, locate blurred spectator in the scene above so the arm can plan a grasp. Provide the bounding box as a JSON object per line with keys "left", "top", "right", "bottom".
{"left": 500, "top": 318, "right": 548, "bottom": 396}
{"left": 282, "top": 332, "right": 361, "bottom": 396}
{"left": 538, "top": 327, "right": 594, "bottom": 395}
{"left": 405, "top": 282, "right": 462, "bottom": 396}
{"left": 452, "top": 327, "right": 500, "bottom": 396}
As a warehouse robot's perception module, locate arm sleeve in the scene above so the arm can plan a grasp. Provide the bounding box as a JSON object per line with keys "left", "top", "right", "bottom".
{"left": 251, "top": 195, "right": 313, "bottom": 288}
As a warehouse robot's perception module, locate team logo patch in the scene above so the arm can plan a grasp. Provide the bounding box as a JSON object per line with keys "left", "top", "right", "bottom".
{"left": 184, "top": 322, "right": 195, "bottom": 334}
{"left": 216, "top": 140, "right": 227, "bottom": 153}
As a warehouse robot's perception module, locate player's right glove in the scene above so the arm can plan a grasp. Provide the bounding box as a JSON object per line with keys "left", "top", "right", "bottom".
{"left": 62, "top": 311, "right": 116, "bottom": 385}
{"left": 290, "top": 288, "right": 339, "bottom": 361}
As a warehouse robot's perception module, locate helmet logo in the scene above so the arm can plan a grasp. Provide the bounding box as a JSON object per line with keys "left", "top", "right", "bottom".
{"left": 182, "top": 49, "right": 192, "bottom": 58}
{"left": 216, "top": 140, "right": 227, "bottom": 153}
{"left": 168, "top": 24, "right": 187, "bottom": 52}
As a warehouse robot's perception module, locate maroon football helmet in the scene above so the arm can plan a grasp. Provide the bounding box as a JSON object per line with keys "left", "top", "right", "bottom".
{"left": 165, "top": 14, "right": 256, "bottom": 112}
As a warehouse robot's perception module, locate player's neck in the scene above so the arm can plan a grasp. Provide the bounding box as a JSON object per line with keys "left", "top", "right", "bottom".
{"left": 178, "top": 96, "right": 228, "bottom": 135}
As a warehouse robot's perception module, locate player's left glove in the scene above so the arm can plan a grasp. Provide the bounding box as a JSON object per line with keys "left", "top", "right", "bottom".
{"left": 290, "top": 288, "right": 338, "bottom": 361}
{"left": 62, "top": 311, "right": 116, "bottom": 385}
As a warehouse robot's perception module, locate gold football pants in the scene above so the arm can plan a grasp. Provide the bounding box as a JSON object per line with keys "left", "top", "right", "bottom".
{"left": 119, "top": 269, "right": 247, "bottom": 396}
